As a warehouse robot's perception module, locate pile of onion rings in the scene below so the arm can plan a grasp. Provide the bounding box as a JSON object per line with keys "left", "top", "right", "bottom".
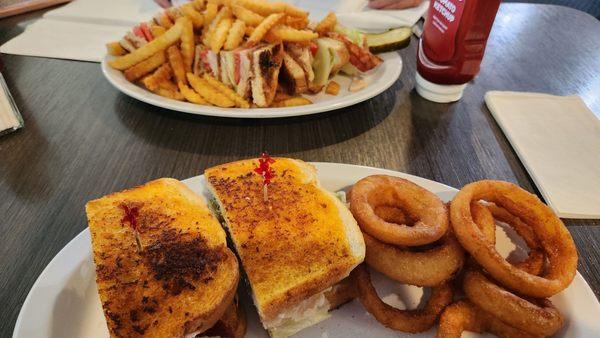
{"left": 438, "top": 179, "right": 577, "bottom": 337}
{"left": 349, "top": 175, "right": 464, "bottom": 333}
{"left": 347, "top": 176, "right": 578, "bottom": 336}
{"left": 450, "top": 180, "right": 577, "bottom": 298}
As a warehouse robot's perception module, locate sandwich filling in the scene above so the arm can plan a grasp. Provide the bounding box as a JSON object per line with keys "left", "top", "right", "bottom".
{"left": 262, "top": 288, "right": 332, "bottom": 338}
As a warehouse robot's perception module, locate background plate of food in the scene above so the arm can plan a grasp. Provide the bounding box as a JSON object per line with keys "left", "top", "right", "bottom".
{"left": 102, "top": 52, "right": 402, "bottom": 118}
{"left": 13, "top": 161, "right": 600, "bottom": 337}
{"left": 101, "top": 0, "right": 406, "bottom": 118}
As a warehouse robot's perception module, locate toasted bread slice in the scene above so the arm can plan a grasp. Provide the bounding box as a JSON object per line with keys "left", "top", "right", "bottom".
{"left": 279, "top": 52, "right": 308, "bottom": 95}
{"left": 287, "top": 44, "right": 315, "bottom": 84}
{"left": 86, "top": 178, "right": 239, "bottom": 338}
{"left": 251, "top": 43, "right": 284, "bottom": 107}
{"left": 205, "top": 159, "right": 365, "bottom": 336}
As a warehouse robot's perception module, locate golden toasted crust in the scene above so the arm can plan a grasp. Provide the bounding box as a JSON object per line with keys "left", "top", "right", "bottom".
{"left": 205, "top": 159, "right": 363, "bottom": 321}
{"left": 86, "top": 178, "right": 239, "bottom": 338}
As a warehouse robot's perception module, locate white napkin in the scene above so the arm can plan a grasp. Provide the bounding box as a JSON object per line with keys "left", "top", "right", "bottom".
{"left": 285, "top": 0, "right": 427, "bottom": 29}
{"left": 0, "top": 0, "right": 161, "bottom": 62}
{"left": 336, "top": 0, "right": 429, "bottom": 31}
{"left": 43, "top": 0, "right": 161, "bottom": 26}
{"left": 485, "top": 91, "right": 600, "bottom": 219}
{"left": 0, "top": 18, "right": 127, "bottom": 62}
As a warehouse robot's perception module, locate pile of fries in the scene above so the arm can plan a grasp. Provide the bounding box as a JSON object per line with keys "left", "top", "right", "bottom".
{"left": 106, "top": 0, "right": 342, "bottom": 109}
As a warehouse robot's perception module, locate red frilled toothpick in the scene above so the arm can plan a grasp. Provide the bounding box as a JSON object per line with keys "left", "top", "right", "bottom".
{"left": 120, "top": 204, "right": 143, "bottom": 252}
{"left": 254, "top": 153, "right": 275, "bottom": 202}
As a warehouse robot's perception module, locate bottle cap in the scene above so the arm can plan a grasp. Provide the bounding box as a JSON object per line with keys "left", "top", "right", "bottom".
{"left": 415, "top": 72, "right": 467, "bottom": 103}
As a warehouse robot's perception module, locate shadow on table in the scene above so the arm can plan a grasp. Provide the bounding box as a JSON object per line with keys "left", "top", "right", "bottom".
{"left": 111, "top": 81, "right": 404, "bottom": 156}
{"left": 0, "top": 80, "right": 57, "bottom": 201}
{"left": 401, "top": 90, "right": 456, "bottom": 177}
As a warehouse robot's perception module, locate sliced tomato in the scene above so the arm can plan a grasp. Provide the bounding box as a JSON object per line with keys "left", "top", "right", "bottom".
{"left": 309, "top": 41, "right": 318, "bottom": 56}
{"left": 132, "top": 26, "right": 145, "bottom": 40}
{"left": 139, "top": 23, "right": 153, "bottom": 41}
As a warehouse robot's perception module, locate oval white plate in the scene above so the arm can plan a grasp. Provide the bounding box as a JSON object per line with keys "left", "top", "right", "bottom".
{"left": 13, "top": 163, "right": 600, "bottom": 337}
{"left": 101, "top": 53, "right": 402, "bottom": 118}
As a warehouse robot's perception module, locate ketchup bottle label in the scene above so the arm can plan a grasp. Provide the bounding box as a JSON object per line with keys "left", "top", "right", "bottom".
{"left": 424, "top": 0, "right": 466, "bottom": 62}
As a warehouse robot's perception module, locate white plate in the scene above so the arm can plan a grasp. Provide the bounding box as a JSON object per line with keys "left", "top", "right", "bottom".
{"left": 101, "top": 53, "right": 402, "bottom": 118}
{"left": 13, "top": 163, "right": 600, "bottom": 337}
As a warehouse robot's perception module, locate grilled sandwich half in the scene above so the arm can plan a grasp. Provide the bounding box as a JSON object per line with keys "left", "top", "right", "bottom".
{"left": 205, "top": 158, "right": 365, "bottom": 337}
{"left": 86, "top": 178, "right": 239, "bottom": 338}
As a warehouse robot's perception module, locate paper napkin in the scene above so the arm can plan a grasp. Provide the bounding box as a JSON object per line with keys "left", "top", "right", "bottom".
{"left": 485, "top": 91, "right": 600, "bottom": 219}
{"left": 279, "top": 0, "right": 428, "bottom": 29}
{"left": 0, "top": 0, "right": 160, "bottom": 62}
{"left": 336, "top": 0, "right": 429, "bottom": 31}
{"left": 43, "top": 0, "right": 161, "bottom": 26}
{"left": 0, "top": 19, "right": 127, "bottom": 62}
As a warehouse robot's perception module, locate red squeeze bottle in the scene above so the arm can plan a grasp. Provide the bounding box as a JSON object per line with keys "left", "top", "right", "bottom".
{"left": 416, "top": 0, "right": 501, "bottom": 102}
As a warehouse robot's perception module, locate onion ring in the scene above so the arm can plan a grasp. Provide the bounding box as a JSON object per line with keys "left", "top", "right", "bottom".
{"left": 450, "top": 180, "right": 577, "bottom": 298}
{"left": 436, "top": 300, "right": 540, "bottom": 338}
{"left": 363, "top": 231, "right": 464, "bottom": 287}
{"left": 373, "top": 205, "right": 411, "bottom": 225}
{"left": 349, "top": 175, "right": 448, "bottom": 246}
{"left": 363, "top": 204, "right": 464, "bottom": 286}
{"left": 472, "top": 201, "right": 545, "bottom": 275}
{"left": 471, "top": 201, "right": 496, "bottom": 243}
{"left": 353, "top": 264, "right": 453, "bottom": 333}
{"left": 201, "top": 295, "right": 247, "bottom": 338}
{"left": 325, "top": 277, "right": 356, "bottom": 310}
{"left": 486, "top": 203, "right": 545, "bottom": 275}
{"left": 463, "top": 268, "right": 563, "bottom": 336}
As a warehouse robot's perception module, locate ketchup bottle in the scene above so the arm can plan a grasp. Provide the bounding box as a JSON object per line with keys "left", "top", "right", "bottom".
{"left": 416, "top": 0, "right": 501, "bottom": 102}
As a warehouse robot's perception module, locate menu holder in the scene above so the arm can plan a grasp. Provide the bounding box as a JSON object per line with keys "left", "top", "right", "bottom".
{"left": 0, "top": 72, "right": 24, "bottom": 136}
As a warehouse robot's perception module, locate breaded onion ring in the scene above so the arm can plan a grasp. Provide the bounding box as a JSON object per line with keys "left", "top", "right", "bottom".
{"left": 450, "top": 180, "right": 577, "bottom": 298}
{"left": 474, "top": 201, "right": 545, "bottom": 275}
{"left": 436, "top": 300, "right": 540, "bottom": 338}
{"left": 471, "top": 201, "right": 495, "bottom": 243}
{"left": 373, "top": 205, "right": 410, "bottom": 226}
{"left": 463, "top": 269, "right": 563, "bottom": 336}
{"left": 363, "top": 205, "right": 464, "bottom": 286}
{"left": 350, "top": 175, "right": 448, "bottom": 246}
{"left": 325, "top": 277, "right": 356, "bottom": 310}
{"left": 486, "top": 203, "right": 545, "bottom": 275}
{"left": 363, "top": 231, "right": 464, "bottom": 287}
{"left": 353, "top": 264, "right": 453, "bottom": 333}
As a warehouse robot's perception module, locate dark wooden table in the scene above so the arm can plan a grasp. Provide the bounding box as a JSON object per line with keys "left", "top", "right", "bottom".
{"left": 1, "top": 3, "right": 599, "bottom": 336}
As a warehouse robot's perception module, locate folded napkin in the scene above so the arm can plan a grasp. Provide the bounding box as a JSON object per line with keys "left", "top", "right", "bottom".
{"left": 0, "top": 18, "right": 127, "bottom": 62}
{"left": 485, "top": 91, "right": 600, "bottom": 219}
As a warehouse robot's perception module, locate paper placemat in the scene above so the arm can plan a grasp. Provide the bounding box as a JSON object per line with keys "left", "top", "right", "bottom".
{"left": 485, "top": 91, "right": 600, "bottom": 219}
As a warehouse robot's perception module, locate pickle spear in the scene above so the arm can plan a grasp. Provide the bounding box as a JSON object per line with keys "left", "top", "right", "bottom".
{"left": 366, "top": 27, "right": 412, "bottom": 53}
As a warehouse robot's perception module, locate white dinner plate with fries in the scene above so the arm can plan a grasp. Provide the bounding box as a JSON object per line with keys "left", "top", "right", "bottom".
{"left": 12, "top": 163, "right": 600, "bottom": 337}
{"left": 101, "top": 52, "right": 402, "bottom": 118}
